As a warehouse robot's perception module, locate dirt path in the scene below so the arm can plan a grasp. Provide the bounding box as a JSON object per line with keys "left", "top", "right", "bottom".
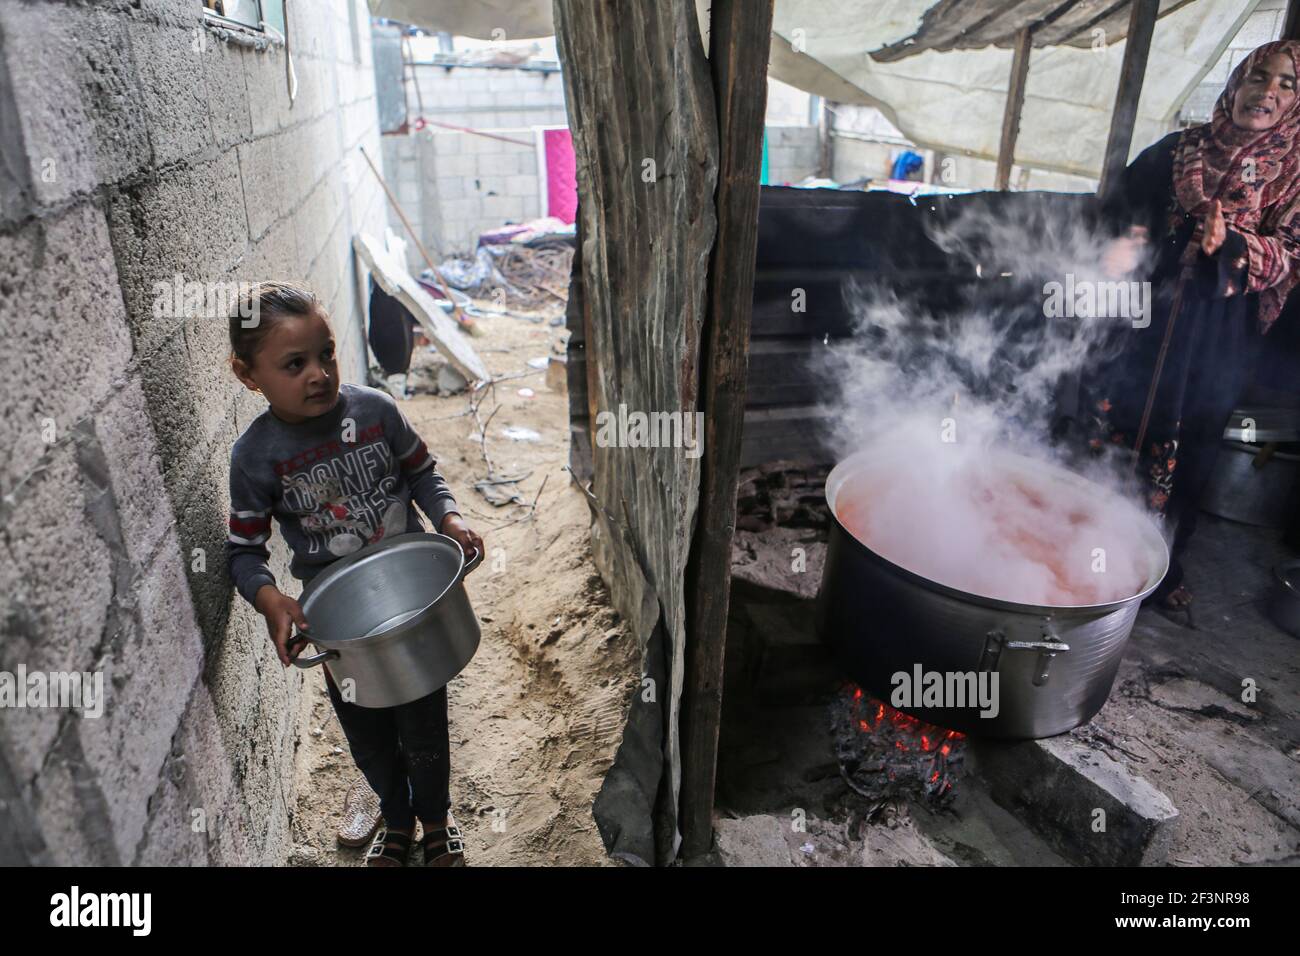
{"left": 288, "top": 309, "right": 636, "bottom": 867}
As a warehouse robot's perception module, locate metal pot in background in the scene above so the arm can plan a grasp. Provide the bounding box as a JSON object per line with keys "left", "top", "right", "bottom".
{"left": 290, "top": 533, "right": 482, "bottom": 708}
{"left": 1268, "top": 560, "right": 1300, "bottom": 639}
{"left": 1200, "top": 441, "right": 1300, "bottom": 529}
{"left": 1222, "top": 406, "right": 1300, "bottom": 444}
{"left": 816, "top": 449, "right": 1169, "bottom": 739}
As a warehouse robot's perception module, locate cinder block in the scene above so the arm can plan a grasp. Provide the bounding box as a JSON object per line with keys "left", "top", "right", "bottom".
{"left": 78, "top": 549, "right": 204, "bottom": 864}
{"left": 0, "top": 444, "right": 115, "bottom": 781}
{"left": 441, "top": 197, "right": 477, "bottom": 221}
{"left": 969, "top": 734, "right": 1179, "bottom": 866}
{"left": 137, "top": 0, "right": 202, "bottom": 27}
{"left": 203, "top": 29, "right": 254, "bottom": 148}
{"left": 94, "top": 378, "right": 177, "bottom": 569}
{"left": 133, "top": 683, "right": 235, "bottom": 866}
{"left": 295, "top": 175, "right": 347, "bottom": 272}
{"left": 437, "top": 154, "right": 475, "bottom": 178}
{"left": 287, "top": 0, "right": 335, "bottom": 61}
{"left": 244, "top": 45, "right": 294, "bottom": 137}
{"left": 506, "top": 174, "right": 537, "bottom": 197}
{"left": 131, "top": 23, "right": 216, "bottom": 167}
{"left": 245, "top": 215, "right": 299, "bottom": 280}
{"left": 482, "top": 194, "right": 524, "bottom": 221}
{"left": 478, "top": 154, "right": 516, "bottom": 177}
{"left": 0, "top": 204, "right": 135, "bottom": 491}
{"left": 105, "top": 150, "right": 249, "bottom": 356}
{"left": 0, "top": 2, "right": 151, "bottom": 205}
{"left": 236, "top": 135, "right": 288, "bottom": 240}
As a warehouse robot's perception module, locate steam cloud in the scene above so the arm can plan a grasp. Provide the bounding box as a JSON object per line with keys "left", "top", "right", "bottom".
{"left": 822, "top": 194, "right": 1166, "bottom": 606}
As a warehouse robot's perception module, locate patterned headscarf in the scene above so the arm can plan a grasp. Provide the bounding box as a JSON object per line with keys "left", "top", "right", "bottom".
{"left": 1172, "top": 40, "right": 1300, "bottom": 332}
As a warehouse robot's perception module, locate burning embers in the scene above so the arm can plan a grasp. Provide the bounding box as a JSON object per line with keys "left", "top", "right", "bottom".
{"left": 831, "top": 685, "right": 965, "bottom": 808}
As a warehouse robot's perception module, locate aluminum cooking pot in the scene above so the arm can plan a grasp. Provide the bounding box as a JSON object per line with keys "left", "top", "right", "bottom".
{"left": 1200, "top": 440, "right": 1300, "bottom": 529}
{"left": 1268, "top": 559, "right": 1300, "bottom": 639}
{"left": 289, "top": 533, "right": 482, "bottom": 708}
{"left": 816, "top": 448, "right": 1169, "bottom": 739}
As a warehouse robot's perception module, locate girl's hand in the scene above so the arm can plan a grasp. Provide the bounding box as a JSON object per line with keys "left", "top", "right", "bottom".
{"left": 440, "top": 512, "right": 484, "bottom": 563}
{"left": 254, "top": 584, "right": 310, "bottom": 667}
{"left": 1202, "top": 199, "right": 1227, "bottom": 256}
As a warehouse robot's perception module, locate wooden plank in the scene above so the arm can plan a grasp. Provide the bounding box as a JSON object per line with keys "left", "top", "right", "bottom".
{"left": 351, "top": 233, "right": 489, "bottom": 383}
{"left": 995, "top": 26, "right": 1034, "bottom": 191}
{"left": 1097, "top": 0, "right": 1159, "bottom": 200}
{"left": 554, "top": 0, "right": 719, "bottom": 865}
{"left": 739, "top": 406, "right": 836, "bottom": 468}
{"left": 679, "top": 0, "right": 776, "bottom": 861}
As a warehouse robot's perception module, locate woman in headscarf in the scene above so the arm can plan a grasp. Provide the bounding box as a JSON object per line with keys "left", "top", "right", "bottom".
{"left": 1084, "top": 40, "right": 1300, "bottom": 610}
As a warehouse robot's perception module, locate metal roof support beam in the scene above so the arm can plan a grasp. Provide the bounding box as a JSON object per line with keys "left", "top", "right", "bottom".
{"left": 996, "top": 26, "right": 1034, "bottom": 191}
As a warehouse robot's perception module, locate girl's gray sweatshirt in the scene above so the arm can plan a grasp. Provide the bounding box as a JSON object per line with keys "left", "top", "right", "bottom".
{"left": 226, "top": 383, "right": 460, "bottom": 604}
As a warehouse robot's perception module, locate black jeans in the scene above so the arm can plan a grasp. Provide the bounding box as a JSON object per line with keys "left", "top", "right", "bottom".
{"left": 325, "top": 672, "right": 451, "bottom": 831}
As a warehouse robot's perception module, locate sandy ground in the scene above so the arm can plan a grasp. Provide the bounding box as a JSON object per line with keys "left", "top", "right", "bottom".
{"left": 287, "top": 307, "right": 637, "bottom": 867}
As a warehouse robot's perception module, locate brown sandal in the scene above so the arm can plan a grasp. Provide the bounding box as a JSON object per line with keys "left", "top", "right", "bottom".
{"left": 420, "top": 815, "right": 467, "bottom": 867}
{"left": 365, "top": 823, "right": 415, "bottom": 867}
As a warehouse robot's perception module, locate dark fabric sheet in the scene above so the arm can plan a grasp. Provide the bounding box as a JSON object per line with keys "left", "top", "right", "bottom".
{"left": 367, "top": 280, "right": 416, "bottom": 376}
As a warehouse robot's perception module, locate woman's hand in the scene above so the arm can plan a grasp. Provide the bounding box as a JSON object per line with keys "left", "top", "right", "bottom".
{"left": 254, "top": 584, "right": 310, "bottom": 667}
{"left": 1101, "top": 225, "right": 1148, "bottom": 278}
{"left": 1202, "top": 199, "right": 1227, "bottom": 256}
{"left": 440, "top": 512, "right": 485, "bottom": 563}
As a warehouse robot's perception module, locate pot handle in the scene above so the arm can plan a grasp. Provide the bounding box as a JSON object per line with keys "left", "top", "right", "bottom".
{"left": 980, "top": 631, "right": 1070, "bottom": 687}
{"left": 1005, "top": 639, "right": 1070, "bottom": 687}
{"left": 287, "top": 632, "right": 340, "bottom": 670}
{"left": 457, "top": 544, "right": 483, "bottom": 582}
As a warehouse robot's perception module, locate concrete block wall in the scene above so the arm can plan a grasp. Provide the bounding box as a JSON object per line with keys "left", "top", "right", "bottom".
{"left": 765, "top": 125, "right": 819, "bottom": 186}
{"left": 382, "top": 64, "right": 568, "bottom": 255}
{"left": 0, "top": 0, "right": 387, "bottom": 865}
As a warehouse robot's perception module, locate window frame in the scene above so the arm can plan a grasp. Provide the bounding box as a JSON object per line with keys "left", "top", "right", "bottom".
{"left": 202, "top": 0, "right": 286, "bottom": 40}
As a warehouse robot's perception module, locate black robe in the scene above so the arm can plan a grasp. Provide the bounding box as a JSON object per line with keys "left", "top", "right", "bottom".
{"left": 1083, "top": 131, "right": 1266, "bottom": 597}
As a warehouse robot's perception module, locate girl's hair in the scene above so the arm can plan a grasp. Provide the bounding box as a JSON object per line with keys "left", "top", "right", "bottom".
{"left": 228, "top": 281, "right": 324, "bottom": 366}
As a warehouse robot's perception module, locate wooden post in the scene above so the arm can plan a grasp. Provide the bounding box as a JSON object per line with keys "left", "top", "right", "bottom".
{"left": 1286, "top": 0, "right": 1300, "bottom": 41}
{"left": 1097, "top": 0, "right": 1160, "bottom": 200}
{"left": 816, "top": 96, "right": 833, "bottom": 179}
{"left": 679, "top": 0, "right": 774, "bottom": 860}
{"left": 995, "top": 27, "right": 1033, "bottom": 191}
{"left": 554, "top": 0, "right": 719, "bottom": 865}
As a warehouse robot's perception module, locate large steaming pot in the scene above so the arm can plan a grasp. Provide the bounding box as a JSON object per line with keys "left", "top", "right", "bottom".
{"left": 816, "top": 449, "right": 1169, "bottom": 739}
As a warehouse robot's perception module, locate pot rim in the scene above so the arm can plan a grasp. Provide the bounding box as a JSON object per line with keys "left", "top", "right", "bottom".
{"left": 299, "top": 532, "right": 469, "bottom": 648}
{"left": 1220, "top": 440, "right": 1300, "bottom": 462}
{"left": 825, "top": 446, "right": 1170, "bottom": 617}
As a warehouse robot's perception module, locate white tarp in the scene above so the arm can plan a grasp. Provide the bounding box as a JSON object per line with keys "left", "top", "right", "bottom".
{"left": 375, "top": 0, "right": 1261, "bottom": 178}
{"left": 768, "top": 0, "right": 1260, "bottom": 178}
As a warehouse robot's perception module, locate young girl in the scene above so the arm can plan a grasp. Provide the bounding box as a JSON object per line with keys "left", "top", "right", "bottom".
{"left": 224, "top": 281, "right": 483, "bottom": 867}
